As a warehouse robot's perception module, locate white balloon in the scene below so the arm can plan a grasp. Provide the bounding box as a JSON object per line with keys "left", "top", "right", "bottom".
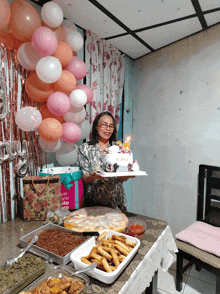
{"left": 36, "top": 56, "right": 62, "bottom": 83}
{"left": 69, "top": 89, "right": 87, "bottom": 107}
{"left": 66, "top": 31, "right": 83, "bottom": 51}
{"left": 55, "top": 142, "right": 78, "bottom": 166}
{"left": 62, "top": 19, "right": 77, "bottom": 35}
{"left": 78, "top": 119, "right": 91, "bottom": 140}
{"left": 15, "top": 107, "right": 42, "bottom": 132}
{"left": 64, "top": 107, "right": 85, "bottom": 124}
{"left": 38, "top": 137, "right": 62, "bottom": 153}
{"left": 41, "top": 1, "right": 63, "bottom": 28}
{"left": 17, "top": 42, "right": 42, "bottom": 71}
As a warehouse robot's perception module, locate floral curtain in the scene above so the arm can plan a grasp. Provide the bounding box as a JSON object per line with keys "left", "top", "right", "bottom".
{"left": 85, "top": 30, "right": 125, "bottom": 130}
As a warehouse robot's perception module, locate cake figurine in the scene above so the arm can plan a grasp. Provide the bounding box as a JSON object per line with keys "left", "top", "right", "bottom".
{"left": 102, "top": 138, "right": 139, "bottom": 173}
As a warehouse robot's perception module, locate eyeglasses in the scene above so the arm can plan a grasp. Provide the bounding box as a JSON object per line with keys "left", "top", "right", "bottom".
{"left": 98, "top": 122, "right": 115, "bottom": 130}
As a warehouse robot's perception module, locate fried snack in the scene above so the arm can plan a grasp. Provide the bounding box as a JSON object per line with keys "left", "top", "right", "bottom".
{"left": 81, "top": 234, "right": 137, "bottom": 272}
{"left": 114, "top": 244, "right": 129, "bottom": 256}
{"left": 97, "top": 246, "right": 112, "bottom": 261}
{"left": 110, "top": 248, "right": 120, "bottom": 267}
{"left": 81, "top": 257, "right": 92, "bottom": 265}
{"left": 89, "top": 251, "right": 103, "bottom": 261}
{"left": 101, "top": 257, "right": 112, "bottom": 273}
{"left": 97, "top": 231, "right": 108, "bottom": 242}
{"left": 114, "top": 240, "right": 132, "bottom": 252}
{"left": 112, "top": 234, "right": 126, "bottom": 243}
{"left": 125, "top": 239, "right": 136, "bottom": 248}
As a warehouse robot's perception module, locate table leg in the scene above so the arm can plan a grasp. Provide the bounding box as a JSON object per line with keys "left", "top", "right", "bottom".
{"left": 144, "top": 270, "right": 158, "bottom": 294}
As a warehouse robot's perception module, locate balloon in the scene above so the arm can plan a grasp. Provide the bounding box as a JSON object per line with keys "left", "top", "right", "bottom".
{"left": 75, "top": 84, "right": 93, "bottom": 104}
{"left": 41, "top": 21, "right": 56, "bottom": 31}
{"left": 38, "top": 137, "right": 62, "bottom": 153}
{"left": 62, "top": 19, "right": 77, "bottom": 35}
{"left": 52, "top": 41, "right": 73, "bottom": 67}
{"left": 40, "top": 103, "right": 64, "bottom": 124}
{"left": 62, "top": 122, "right": 81, "bottom": 143}
{"left": 54, "top": 24, "right": 66, "bottom": 42}
{"left": 55, "top": 142, "right": 78, "bottom": 166}
{"left": 66, "top": 30, "right": 83, "bottom": 52}
{"left": 38, "top": 118, "right": 63, "bottom": 142}
{"left": 41, "top": 1, "right": 63, "bottom": 28}
{"left": 47, "top": 92, "right": 71, "bottom": 116}
{"left": 0, "top": 0, "right": 11, "bottom": 30}
{"left": 69, "top": 105, "right": 84, "bottom": 113}
{"left": 36, "top": 56, "right": 62, "bottom": 83}
{"left": 65, "top": 57, "right": 87, "bottom": 81}
{"left": 78, "top": 119, "right": 91, "bottom": 140}
{"left": 25, "top": 72, "right": 54, "bottom": 102}
{"left": 54, "top": 70, "right": 76, "bottom": 94}
{"left": 32, "top": 27, "right": 57, "bottom": 56}
{"left": 8, "top": 0, "right": 41, "bottom": 42}
{"left": 15, "top": 106, "right": 42, "bottom": 132}
{"left": 64, "top": 107, "right": 86, "bottom": 124}
{"left": 69, "top": 89, "right": 87, "bottom": 107}
{"left": 17, "top": 42, "right": 42, "bottom": 71}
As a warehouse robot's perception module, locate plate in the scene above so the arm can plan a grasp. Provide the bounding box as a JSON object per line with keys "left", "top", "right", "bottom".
{"left": 70, "top": 230, "right": 141, "bottom": 284}
{"left": 96, "top": 171, "right": 148, "bottom": 177}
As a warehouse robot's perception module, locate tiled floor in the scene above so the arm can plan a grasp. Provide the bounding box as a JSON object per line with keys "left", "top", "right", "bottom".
{"left": 157, "top": 261, "right": 216, "bottom": 294}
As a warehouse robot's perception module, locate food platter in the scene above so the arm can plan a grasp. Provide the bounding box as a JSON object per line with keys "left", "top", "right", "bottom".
{"left": 70, "top": 230, "right": 141, "bottom": 284}
{"left": 96, "top": 171, "right": 148, "bottom": 177}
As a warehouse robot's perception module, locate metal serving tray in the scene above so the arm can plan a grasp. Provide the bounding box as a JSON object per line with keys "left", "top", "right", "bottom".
{"left": 19, "top": 223, "right": 92, "bottom": 265}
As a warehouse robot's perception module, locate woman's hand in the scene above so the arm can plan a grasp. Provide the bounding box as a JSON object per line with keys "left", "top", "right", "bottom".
{"left": 82, "top": 171, "right": 103, "bottom": 184}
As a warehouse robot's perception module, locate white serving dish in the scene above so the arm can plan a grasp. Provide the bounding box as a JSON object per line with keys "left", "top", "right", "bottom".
{"left": 97, "top": 171, "right": 148, "bottom": 177}
{"left": 70, "top": 230, "right": 141, "bottom": 284}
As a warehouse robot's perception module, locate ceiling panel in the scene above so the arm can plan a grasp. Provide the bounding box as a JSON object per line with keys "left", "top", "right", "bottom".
{"left": 136, "top": 17, "right": 202, "bottom": 50}
{"left": 97, "top": 0, "right": 195, "bottom": 31}
{"left": 204, "top": 11, "right": 220, "bottom": 27}
{"left": 53, "top": 0, "right": 126, "bottom": 38}
{"left": 199, "top": 0, "right": 220, "bottom": 11}
{"left": 108, "top": 35, "right": 151, "bottom": 59}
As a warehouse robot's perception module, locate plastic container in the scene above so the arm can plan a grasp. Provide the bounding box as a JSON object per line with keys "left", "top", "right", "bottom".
{"left": 127, "top": 219, "right": 147, "bottom": 235}
{"left": 70, "top": 230, "right": 141, "bottom": 284}
{"left": 20, "top": 264, "right": 90, "bottom": 294}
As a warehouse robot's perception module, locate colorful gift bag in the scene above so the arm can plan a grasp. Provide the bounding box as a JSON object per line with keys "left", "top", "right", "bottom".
{"left": 22, "top": 175, "right": 61, "bottom": 221}
{"left": 40, "top": 167, "right": 83, "bottom": 210}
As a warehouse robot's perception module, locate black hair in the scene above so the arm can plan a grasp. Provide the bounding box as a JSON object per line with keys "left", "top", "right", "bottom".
{"left": 89, "top": 111, "right": 117, "bottom": 146}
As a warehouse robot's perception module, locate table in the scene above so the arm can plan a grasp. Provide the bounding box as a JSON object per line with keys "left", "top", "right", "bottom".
{"left": 0, "top": 212, "right": 178, "bottom": 294}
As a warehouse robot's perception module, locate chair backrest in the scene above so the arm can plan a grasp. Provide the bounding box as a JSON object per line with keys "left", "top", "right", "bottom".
{"left": 197, "top": 164, "right": 220, "bottom": 226}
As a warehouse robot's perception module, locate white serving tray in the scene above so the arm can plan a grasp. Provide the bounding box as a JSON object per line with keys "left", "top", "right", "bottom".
{"left": 97, "top": 171, "right": 148, "bottom": 177}
{"left": 70, "top": 230, "right": 141, "bottom": 284}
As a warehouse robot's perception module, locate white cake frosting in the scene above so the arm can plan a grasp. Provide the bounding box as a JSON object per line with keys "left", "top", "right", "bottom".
{"left": 102, "top": 143, "right": 139, "bottom": 172}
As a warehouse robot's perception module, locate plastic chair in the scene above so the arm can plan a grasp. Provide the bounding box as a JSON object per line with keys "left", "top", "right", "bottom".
{"left": 175, "top": 164, "right": 220, "bottom": 294}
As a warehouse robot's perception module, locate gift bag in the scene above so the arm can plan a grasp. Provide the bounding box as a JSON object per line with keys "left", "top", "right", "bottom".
{"left": 22, "top": 175, "right": 61, "bottom": 221}
{"left": 40, "top": 167, "right": 83, "bottom": 210}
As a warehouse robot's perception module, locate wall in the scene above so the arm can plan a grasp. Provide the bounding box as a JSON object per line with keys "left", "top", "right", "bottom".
{"left": 132, "top": 24, "right": 220, "bottom": 235}
{"left": 123, "top": 56, "right": 135, "bottom": 211}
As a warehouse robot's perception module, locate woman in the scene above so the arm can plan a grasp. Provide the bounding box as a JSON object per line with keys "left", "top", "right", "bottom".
{"left": 78, "top": 111, "right": 134, "bottom": 212}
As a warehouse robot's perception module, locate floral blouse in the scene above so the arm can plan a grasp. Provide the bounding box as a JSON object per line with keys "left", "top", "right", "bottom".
{"left": 78, "top": 142, "right": 128, "bottom": 213}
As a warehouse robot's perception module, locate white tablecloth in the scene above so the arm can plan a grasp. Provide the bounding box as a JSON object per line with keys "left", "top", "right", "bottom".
{"left": 119, "top": 225, "right": 178, "bottom": 294}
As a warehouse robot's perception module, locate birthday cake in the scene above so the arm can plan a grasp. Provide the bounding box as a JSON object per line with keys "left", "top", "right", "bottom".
{"left": 102, "top": 140, "right": 139, "bottom": 173}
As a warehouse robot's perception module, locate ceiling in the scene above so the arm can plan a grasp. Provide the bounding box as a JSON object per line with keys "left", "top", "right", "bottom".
{"left": 30, "top": 0, "right": 220, "bottom": 60}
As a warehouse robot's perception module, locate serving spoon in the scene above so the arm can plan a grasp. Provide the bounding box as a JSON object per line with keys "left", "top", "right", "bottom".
{"left": 4, "top": 235, "right": 38, "bottom": 268}
{"left": 72, "top": 262, "right": 97, "bottom": 276}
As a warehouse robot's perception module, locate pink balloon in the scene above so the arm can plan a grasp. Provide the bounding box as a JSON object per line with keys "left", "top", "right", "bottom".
{"left": 75, "top": 84, "right": 93, "bottom": 104}
{"left": 62, "top": 122, "right": 81, "bottom": 143}
{"left": 32, "top": 27, "right": 58, "bottom": 56}
{"left": 47, "top": 92, "right": 71, "bottom": 116}
{"left": 65, "top": 56, "right": 87, "bottom": 81}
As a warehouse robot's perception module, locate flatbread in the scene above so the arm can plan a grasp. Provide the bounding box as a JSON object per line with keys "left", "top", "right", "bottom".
{"left": 64, "top": 207, "right": 128, "bottom": 232}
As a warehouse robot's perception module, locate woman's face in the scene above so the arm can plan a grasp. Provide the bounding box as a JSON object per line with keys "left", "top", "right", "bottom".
{"left": 97, "top": 115, "right": 114, "bottom": 142}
